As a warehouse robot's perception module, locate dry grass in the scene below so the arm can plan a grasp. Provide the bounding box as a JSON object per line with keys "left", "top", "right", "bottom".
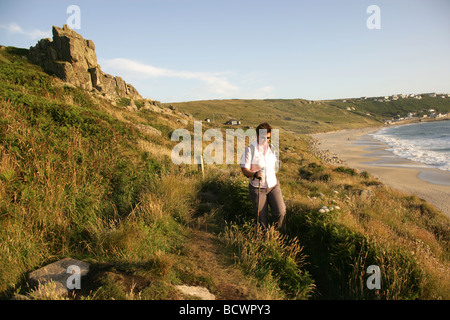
{"left": 1, "top": 46, "right": 449, "bottom": 300}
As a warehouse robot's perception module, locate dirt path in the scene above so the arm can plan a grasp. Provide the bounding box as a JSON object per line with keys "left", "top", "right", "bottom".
{"left": 184, "top": 228, "right": 260, "bottom": 300}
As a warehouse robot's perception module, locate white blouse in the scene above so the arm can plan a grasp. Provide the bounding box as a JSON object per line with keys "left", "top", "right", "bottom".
{"left": 240, "top": 141, "right": 278, "bottom": 188}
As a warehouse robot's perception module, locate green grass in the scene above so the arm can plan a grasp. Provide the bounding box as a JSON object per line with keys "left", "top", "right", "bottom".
{"left": 0, "top": 46, "right": 195, "bottom": 297}
{"left": 168, "top": 99, "right": 382, "bottom": 134}
{"left": 199, "top": 164, "right": 449, "bottom": 299}
{"left": 1, "top": 45, "right": 449, "bottom": 300}
{"left": 168, "top": 96, "right": 450, "bottom": 134}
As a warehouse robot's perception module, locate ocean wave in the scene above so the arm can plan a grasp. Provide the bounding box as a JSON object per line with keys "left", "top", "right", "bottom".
{"left": 370, "top": 123, "right": 450, "bottom": 171}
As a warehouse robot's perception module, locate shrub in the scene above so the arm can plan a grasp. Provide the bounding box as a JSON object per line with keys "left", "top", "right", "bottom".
{"left": 299, "top": 164, "right": 331, "bottom": 182}
{"left": 118, "top": 97, "right": 131, "bottom": 107}
{"left": 334, "top": 166, "right": 357, "bottom": 176}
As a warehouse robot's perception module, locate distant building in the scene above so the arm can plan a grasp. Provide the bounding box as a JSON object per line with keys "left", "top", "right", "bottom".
{"left": 205, "top": 118, "right": 211, "bottom": 123}
{"left": 225, "top": 119, "right": 240, "bottom": 125}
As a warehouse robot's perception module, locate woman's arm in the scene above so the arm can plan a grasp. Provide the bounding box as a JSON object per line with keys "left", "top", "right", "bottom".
{"left": 241, "top": 167, "right": 262, "bottom": 179}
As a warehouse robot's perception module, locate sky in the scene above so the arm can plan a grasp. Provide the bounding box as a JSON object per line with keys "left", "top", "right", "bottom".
{"left": 1, "top": 0, "right": 449, "bottom": 102}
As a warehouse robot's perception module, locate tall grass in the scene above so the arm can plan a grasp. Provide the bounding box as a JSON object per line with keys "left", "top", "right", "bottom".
{"left": 279, "top": 155, "right": 449, "bottom": 299}
{"left": 1, "top": 46, "right": 448, "bottom": 300}
{"left": 220, "top": 223, "right": 315, "bottom": 299}
{"left": 0, "top": 47, "right": 199, "bottom": 297}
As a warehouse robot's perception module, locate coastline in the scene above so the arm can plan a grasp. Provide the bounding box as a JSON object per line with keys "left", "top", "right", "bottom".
{"left": 310, "top": 125, "right": 450, "bottom": 217}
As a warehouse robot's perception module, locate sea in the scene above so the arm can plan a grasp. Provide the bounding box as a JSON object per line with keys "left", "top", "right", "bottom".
{"left": 370, "top": 120, "right": 450, "bottom": 172}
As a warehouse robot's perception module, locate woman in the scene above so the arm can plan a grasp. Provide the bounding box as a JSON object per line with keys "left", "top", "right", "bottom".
{"left": 240, "top": 122, "right": 286, "bottom": 230}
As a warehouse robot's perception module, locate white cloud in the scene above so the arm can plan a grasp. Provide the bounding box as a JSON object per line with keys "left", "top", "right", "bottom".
{"left": 101, "top": 57, "right": 276, "bottom": 101}
{"left": 101, "top": 58, "right": 240, "bottom": 97}
{"left": 0, "top": 22, "right": 51, "bottom": 40}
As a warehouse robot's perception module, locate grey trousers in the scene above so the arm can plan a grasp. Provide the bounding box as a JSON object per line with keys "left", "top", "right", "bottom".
{"left": 249, "top": 182, "right": 286, "bottom": 230}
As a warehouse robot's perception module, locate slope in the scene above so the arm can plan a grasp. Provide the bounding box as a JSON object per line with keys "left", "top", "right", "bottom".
{"left": 168, "top": 99, "right": 381, "bottom": 134}
{"left": 0, "top": 45, "right": 315, "bottom": 300}
{"left": 168, "top": 96, "right": 450, "bottom": 134}
{"left": 1, "top": 44, "right": 449, "bottom": 301}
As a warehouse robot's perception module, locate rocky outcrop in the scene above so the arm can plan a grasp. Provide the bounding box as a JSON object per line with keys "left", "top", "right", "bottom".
{"left": 28, "top": 24, "right": 141, "bottom": 100}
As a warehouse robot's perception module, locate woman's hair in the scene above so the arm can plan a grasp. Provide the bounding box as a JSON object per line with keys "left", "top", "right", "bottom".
{"left": 256, "top": 122, "right": 272, "bottom": 136}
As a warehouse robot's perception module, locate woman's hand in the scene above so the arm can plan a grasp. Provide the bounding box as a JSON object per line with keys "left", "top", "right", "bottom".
{"left": 241, "top": 167, "right": 261, "bottom": 180}
{"left": 253, "top": 170, "right": 262, "bottom": 180}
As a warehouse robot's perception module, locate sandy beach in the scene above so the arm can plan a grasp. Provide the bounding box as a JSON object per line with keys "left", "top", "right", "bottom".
{"left": 310, "top": 126, "right": 450, "bottom": 217}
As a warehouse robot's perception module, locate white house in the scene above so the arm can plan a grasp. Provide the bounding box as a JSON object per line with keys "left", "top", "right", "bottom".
{"left": 225, "top": 119, "right": 240, "bottom": 125}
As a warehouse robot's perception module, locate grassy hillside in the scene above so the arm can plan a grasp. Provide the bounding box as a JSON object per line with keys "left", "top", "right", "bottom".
{"left": 328, "top": 96, "right": 450, "bottom": 120}
{"left": 167, "top": 99, "right": 381, "bottom": 134}
{"left": 0, "top": 45, "right": 449, "bottom": 300}
{"left": 168, "top": 96, "right": 450, "bottom": 134}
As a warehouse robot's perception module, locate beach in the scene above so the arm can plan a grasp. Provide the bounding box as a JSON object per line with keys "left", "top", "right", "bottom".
{"left": 310, "top": 126, "right": 450, "bottom": 217}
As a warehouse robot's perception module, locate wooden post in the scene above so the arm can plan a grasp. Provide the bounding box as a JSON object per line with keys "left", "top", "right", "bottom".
{"left": 197, "top": 155, "right": 204, "bottom": 177}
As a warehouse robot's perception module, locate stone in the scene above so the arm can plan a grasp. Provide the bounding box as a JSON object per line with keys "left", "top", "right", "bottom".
{"left": 28, "top": 24, "right": 142, "bottom": 101}
{"left": 359, "top": 189, "right": 373, "bottom": 200}
{"left": 28, "top": 257, "right": 90, "bottom": 298}
{"left": 175, "top": 285, "right": 215, "bottom": 300}
{"left": 141, "top": 100, "right": 162, "bottom": 113}
{"left": 135, "top": 124, "right": 162, "bottom": 136}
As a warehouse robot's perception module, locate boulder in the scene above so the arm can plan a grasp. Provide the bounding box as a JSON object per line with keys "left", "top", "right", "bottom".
{"left": 28, "top": 258, "right": 90, "bottom": 298}
{"left": 135, "top": 124, "right": 162, "bottom": 136}
{"left": 28, "top": 24, "right": 142, "bottom": 101}
{"left": 359, "top": 189, "right": 374, "bottom": 200}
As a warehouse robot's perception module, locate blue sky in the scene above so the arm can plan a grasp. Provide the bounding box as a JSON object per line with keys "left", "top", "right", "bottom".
{"left": 1, "top": 0, "right": 449, "bottom": 102}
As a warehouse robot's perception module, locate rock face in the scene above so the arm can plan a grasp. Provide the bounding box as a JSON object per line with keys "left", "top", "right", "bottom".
{"left": 28, "top": 24, "right": 142, "bottom": 100}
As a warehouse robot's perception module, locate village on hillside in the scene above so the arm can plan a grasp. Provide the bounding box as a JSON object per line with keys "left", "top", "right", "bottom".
{"left": 339, "top": 92, "right": 450, "bottom": 125}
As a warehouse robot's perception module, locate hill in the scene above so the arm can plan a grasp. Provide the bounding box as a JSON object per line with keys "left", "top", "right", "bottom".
{"left": 167, "top": 99, "right": 380, "bottom": 134}
{"left": 168, "top": 95, "right": 450, "bottom": 134}
{"left": 0, "top": 30, "right": 449, "bottom": 301}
